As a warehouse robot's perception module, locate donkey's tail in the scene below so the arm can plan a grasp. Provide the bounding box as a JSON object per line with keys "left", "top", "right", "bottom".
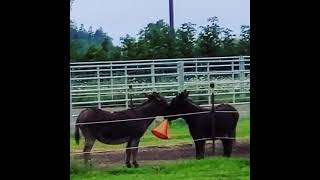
{"left": 74, "top": 124, "right": 80, "bottom": 145}
{"left": 74, "top": 109, "right": 91, "bottom": 145}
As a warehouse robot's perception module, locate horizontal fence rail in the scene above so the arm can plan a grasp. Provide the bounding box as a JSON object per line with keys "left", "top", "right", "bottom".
{"left": 70, "top": 56, "right": 250, "bottom": 121}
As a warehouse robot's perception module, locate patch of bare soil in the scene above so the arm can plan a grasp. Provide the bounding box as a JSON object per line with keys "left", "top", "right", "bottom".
{"left": 72, "top": 141, "right": 250, "bottom": 167}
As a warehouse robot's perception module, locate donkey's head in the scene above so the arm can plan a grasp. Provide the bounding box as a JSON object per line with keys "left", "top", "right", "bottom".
{"left": 141, "top": 92, "right": 169, "bottom": 116}
{"left": 165, "top": 90, "right": 196, "bottom": 121}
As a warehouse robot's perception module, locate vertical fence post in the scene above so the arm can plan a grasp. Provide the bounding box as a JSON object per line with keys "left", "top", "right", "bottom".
{"left": 195, "top": 60, "right": 199, "bottom": 91}
{"left": 207, "top": 62, "right": 211, "bottom": 105}
{"left": 70, "top": 67, "right": 73, "bottom": 129}
{"left": 232, "top": 60, "right": 236, "bottom": 103}
{"left": 111, "top": 63, "right": 114, "bottom": 100}
{"left": 128, "top": 85, "right": 133, "bottom": 108}
{"left": 177, "top": 61, "right": 184, "bottom": 92}
{"left": 239, "top": 56, "right": 245, "bottom": 99}
{"left": 151, "top": 62, "right": 156, "bottom": 92}
{"left": 97, "top": 66, "right": 101, "bottom": 109}
{"left": 125, "top": 65, "right": 128, "bottom": 108}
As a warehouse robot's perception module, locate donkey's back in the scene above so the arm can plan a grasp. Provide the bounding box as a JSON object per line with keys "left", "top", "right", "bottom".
{"left": 214, "top": 104, "right": 239, "bottom": 137}
{"left": 77, "top": 108, "right": 112, "bottom": 123}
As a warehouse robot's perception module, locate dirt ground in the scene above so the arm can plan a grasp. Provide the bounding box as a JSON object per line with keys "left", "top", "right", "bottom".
{"left": 71, "top": 140, "right": 250, "bottom": 167}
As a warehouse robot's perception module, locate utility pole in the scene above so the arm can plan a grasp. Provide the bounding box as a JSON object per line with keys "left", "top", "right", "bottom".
{"left": 169, "top": 0, "right": 174, "bottom": 33}
{"left": 168, "top": 0, "right": 175, "bottom": 58}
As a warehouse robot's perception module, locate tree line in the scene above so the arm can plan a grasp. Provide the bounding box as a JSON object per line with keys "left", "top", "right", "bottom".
{"left": 70, "top": 17, "right": 250, "bottom": 62}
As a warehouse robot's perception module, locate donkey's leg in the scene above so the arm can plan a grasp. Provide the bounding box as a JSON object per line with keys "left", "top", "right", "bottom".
{"left": 211, "top": 118, "right": 216, "bottom": 155}
{"left": 131, "top": 138, "right": 141, "bottom": 168}
{"left": 221, "top": 138, "right": 233, "bottom": 157}
{"left": 211, "top": 133, "right": 216, "bottom": 155}
{"left": 224, "top": 130, "right": 236, "bottom": 157}
{"left": 230, "top": 129, "right": 236, "bottom": 146}
{"left": 194, "top": 140, "right": 206, "bottom": 159}
{"left": 83, "top": 136, "right": 96, "bottom": 166}
{"left": 125, "top": 139, "right": 132, "bottom": 168}
{"left": 212, "top": 138, "right": 216, "bottom": 155}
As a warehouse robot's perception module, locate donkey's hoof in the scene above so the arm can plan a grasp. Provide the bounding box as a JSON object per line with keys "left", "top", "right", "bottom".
{"left": 133, "top": 162, "right": 139, "bottom": 168}
{"left": 84, "top": 161, "right": 93, "bottom": 167}
{"left": 126, "top": 163, "right": 132, "bottom": 168}
{"left": 196, "top": 156, "right": 204, "bottom": 160}
{"left": 223, "top": 154, "right": 231, "bottom": 158}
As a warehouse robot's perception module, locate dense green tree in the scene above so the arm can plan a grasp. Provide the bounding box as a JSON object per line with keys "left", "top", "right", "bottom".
{"left": 221, "top": 28, "right": 237, "bottom": 56}
{"left": 196, "top": 17, "right": 222, "bottom": 57}
{"left": 238, "top": 25, "right": 250, "bottom": 55}
{"left": 84, "top": 45, "right": 99, "bottom": 60}
{"left": 175, "top": 22, "right": 197, "bottom": 58}
{"left": 70, "top": 18, "right": 250, "bottom": 62}
{"left": 137, "top": 20, "right": 175, "bottom": 59}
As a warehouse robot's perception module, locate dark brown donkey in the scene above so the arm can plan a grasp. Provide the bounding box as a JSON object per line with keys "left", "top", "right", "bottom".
{"left": 74, "top": 92, "right": 168, "bottom": 168}
{"left": 165, "top": 90, "right": 239, "bottom": 159}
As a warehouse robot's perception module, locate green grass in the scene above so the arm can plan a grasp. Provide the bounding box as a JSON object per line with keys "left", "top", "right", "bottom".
{"left": 70, "top": 118, "right": 249, "bottom": 153}
{"left": 70, "top": 157, "right": 250, "bottom": 180}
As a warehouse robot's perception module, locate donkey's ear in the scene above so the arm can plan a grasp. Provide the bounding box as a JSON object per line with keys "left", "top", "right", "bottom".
{"left": 183, "top": 90, "right": 190, "bottom": 99}
{"left": 177, "top": 91, "right": 184, "bottom": 99}
{"left": 152, "top": 92, "right": 159, "bottom": 96}
{"left": 185, "top": 91, "right": 190, "bottom": 98}
{"left": 143, "top": 92, "right": 151, "bottom": 99}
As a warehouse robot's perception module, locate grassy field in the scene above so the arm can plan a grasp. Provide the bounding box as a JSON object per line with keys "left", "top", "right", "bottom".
{"left": 70, "top": 118, "right": 250, "bottom": 152}
{"left": 70, "top": 157, "right": 250, "bottom": 180}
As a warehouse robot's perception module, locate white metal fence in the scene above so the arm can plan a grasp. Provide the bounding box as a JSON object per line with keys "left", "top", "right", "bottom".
{"left": 70, "top": 56, "right": 250, "bottom": 117}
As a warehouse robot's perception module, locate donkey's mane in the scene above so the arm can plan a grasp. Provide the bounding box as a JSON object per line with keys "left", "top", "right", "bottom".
{"left": 90, "top": 93, "right": 166, "bottom": 122}
{"left": 111, "top": 98, "right": 151, "bottom": 115}
{"left": 110, "top": 95, "right": 165, "bottom": 119}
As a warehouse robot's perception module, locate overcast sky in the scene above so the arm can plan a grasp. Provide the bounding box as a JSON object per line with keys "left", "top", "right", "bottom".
{"left": 71, "top": 0, "right": 250, "bottom": 46}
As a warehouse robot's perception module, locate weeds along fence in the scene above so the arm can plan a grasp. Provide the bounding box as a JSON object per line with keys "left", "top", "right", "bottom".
{"left": 70, "top": 56, "right": 250, "bottom": 124}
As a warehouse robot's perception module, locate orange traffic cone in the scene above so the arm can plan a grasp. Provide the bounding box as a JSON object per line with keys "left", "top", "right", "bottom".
{"left": 151, "top": 119, "right": 170, "bottom": 140}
